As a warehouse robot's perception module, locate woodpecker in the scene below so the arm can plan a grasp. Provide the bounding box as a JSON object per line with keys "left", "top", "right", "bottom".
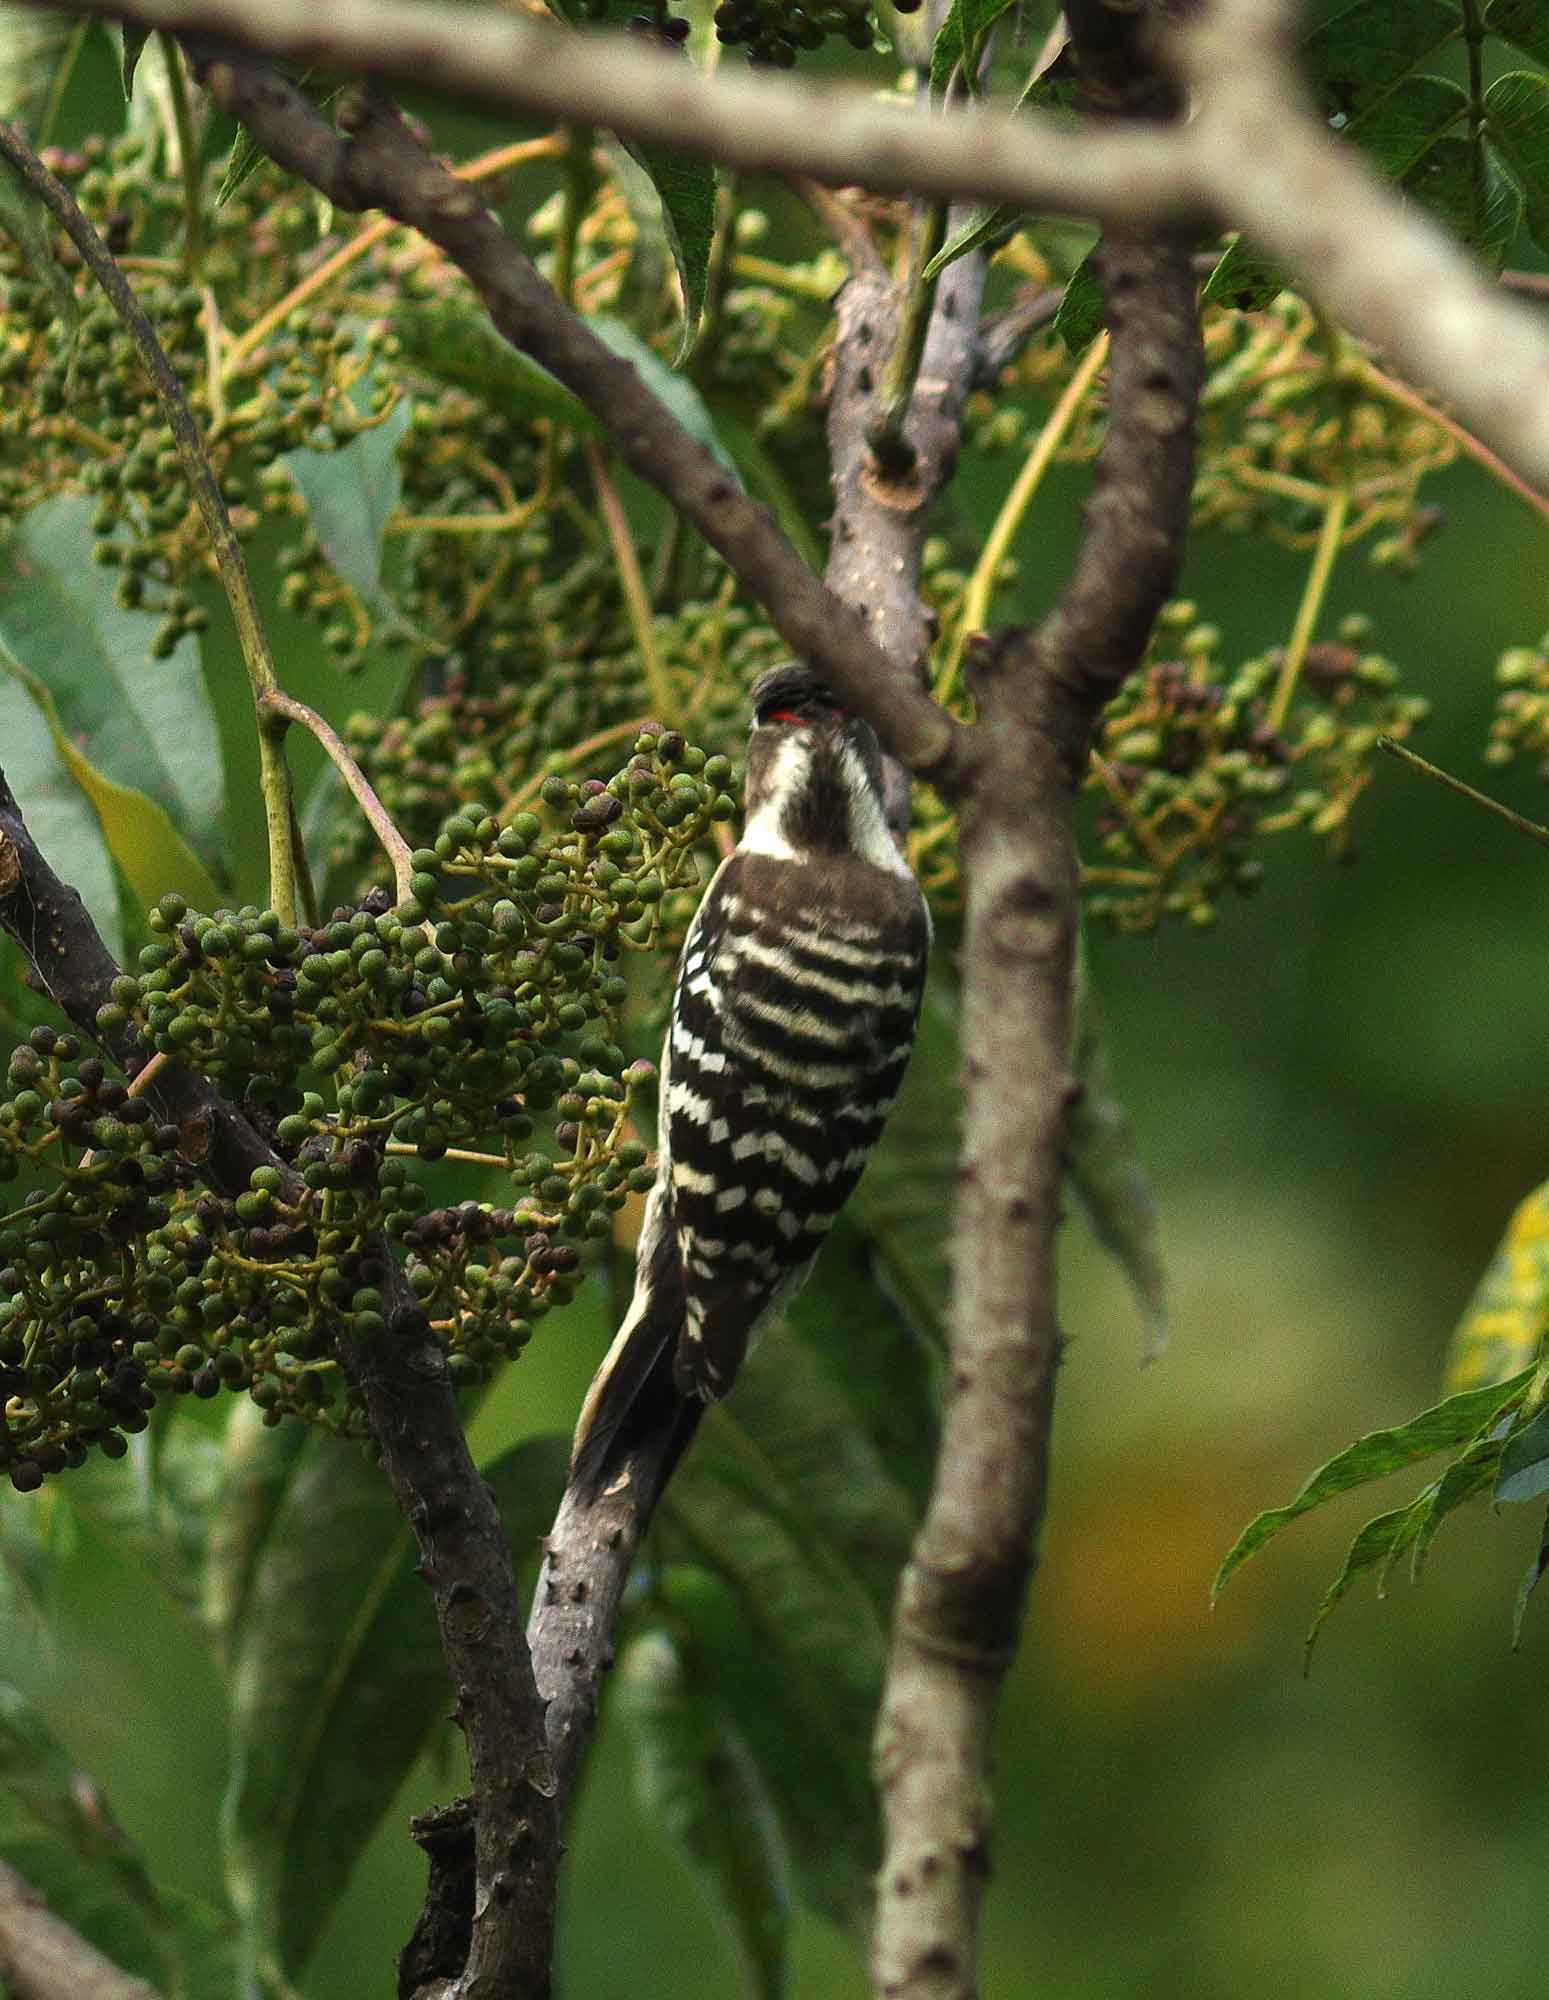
{"left": 569, "top": 663, "right": 931, "bottom": 1498}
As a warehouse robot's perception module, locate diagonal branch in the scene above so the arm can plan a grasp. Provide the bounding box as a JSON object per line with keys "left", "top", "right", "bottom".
{"left": 0, "top": 1862, "right": 162, "bottom": 2000}
{"left": 189, "top": 57, "right": 971, "bottom": 799}
{"left": 0, "top": 774, "right": 559, "bottom": 2000}
{"left": 37, "top": 0, "right": 1549, "bottom": 506}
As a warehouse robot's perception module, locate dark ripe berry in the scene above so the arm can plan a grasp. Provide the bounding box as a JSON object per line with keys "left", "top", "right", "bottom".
{"left": 664, "top": 15, "right": 691, "bottom": 38}
{"left": 10, "top": 1460, "right": 43, "bottom": 1493}
{"left": 78, "top": 1058, "right": 104, "bottom": 1091}
{"left": 28, "top": 1027, "right": 56, "bottom": 1055}
{"left": 192, "top": 1366, "right": 221, "bottom": 1399}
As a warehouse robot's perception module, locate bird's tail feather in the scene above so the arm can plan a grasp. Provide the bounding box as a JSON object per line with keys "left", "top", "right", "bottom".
{"left": 569, "top": 1205, "right": 698, "bottom": 1501}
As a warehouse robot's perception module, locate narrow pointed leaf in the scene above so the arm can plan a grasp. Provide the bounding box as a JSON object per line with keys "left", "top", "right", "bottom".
{"left": 0, "top": 9, "right": 86, "bottom": 132}
{"left": 1304, "top": 1506, "right": 1415, "bottom": 1663}
{"left": 619, "top": 1627, "right": 790, "bottom": 2000}
{"left": 1443, "top": 1180, "right": 1549, "bottom": 1393}
{"left": 57, "top": 1422, "right": 223, "bottom": 1615}
{"left": 1495, "top": 1404, "right": 1549, "bottom": 1504}
{"left": 1301, "top": 0, "right": 1459, "bottom": 125}
{"left": 1513, "top": 1504, "right": 1549, "bottom": 1647}
{"left": 0, "top": 494, "right": 223, "bottom": 863}
{"left": 1213, "top": 1367, "right": 1533, "bottom": 1598}
{"left": 922, "top": 202, "right": 1023, "bottom": 283}
{"left": 1409, "top": 1431, "right": 1505, "bottom": 1571}
{"left": 928, "top": 0, "right": 1021, "bottom": 98}
{"left": 115, "top": 24, "right": 149, "bottom": 98}
{"left": 1053, "top": 254, "right": 1106, "bottom": 356}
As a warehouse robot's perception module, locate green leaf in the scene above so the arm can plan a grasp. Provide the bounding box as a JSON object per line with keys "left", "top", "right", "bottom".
{"left": 0, "top": 1683, "right": 173, "bottom": 1991}
{"left": 1068, "top": 951, "right": 1166, "bottom": 1361}
{"left": 650, "top": 1551, "right": 875, "bottom": 1936}
{"left": 57, "top": 1423, "right": 223, "bottom": 1617}
{"left": 1053, "top": 254, "right": 1106, "bottom": 356}
{"left": 0, "top": 643, "right": 221, "bottom": 915}
{"left": 0, "top": 158, "right": 78, "bottom": 363}
{"left": 1201, "top": 237, "right": 1286, "bottom": 312}
{"left": 629, "top": 142, "right": 717, "bottom": 361}
{"left": 1485, "top": 72, "right": 1549, "bottom": 252}
{"left": 849, "top": 973, "right": 957, "bottom": 1352}
{"left": 1345, "top": 72, "right": 1468, "bottom": 178}
{"left": 393, "top": 297, "right": 601, "bottom": 434}
{"left": 1408, "top": 1430, "right": 1505, "bottom": 1572}
{"left": 1213, "top": 1367, "right": 1533, "bottom": 1599}
{"left": 281, "top": 399, "right": 410, "bottom": 626}
{"left": 1485, "top": 0, "right": 1549, "bottom": 68}
{"left": 1304, "top": 1506, "right": 1415, "bottom": 1661}
{"left": 652, "top": 1186, "right": 943, "bottom": 1931}
{"left": 1513, "top": 1504, "right": 1549, "bottom": 1647}
{"left": 708, "top": 414, "right": 823, "bottom": 573}
{"left": 619, "top": 1626, "right": 790, "bottom": 2000}
{"left": 1495, "top": 1403, "right": 1549, "bottom": 1503}
{"left": 224, "top": 1429, "right": 567, "bottom": 1975}
{"left": 0, "top": 494, "right": 224, "bottom": 868}
{"left": 1401, "top": 133, "right": 1523, "bottom": 268}
{"left": 1301, "top": 0, "right": 1460, "bottom": 125}
{"left": 1444, "top": 1180, "right": 1549, "bottom": 1393}
{"left": 201, "top": 1399, "right": 310, "bottom": 1664}
{"left": 115, "top": 23, "right": 149, "bottom": 98}
{"left": 922, "top": 202, "right": 1023, "bottom": 283}
{"left": 590, "top": 315, "right": 738, "bottom": 475}
{"left": 0, "top": 9, "right": 88, "bottom": 134}
{"left": 928, "top": 0, "right": 1021, "bottom": 98}
{"left": 0, "top": 663, "right": 120, "bottom": 955}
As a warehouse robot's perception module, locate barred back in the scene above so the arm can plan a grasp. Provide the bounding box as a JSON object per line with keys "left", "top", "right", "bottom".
{"left": 665, "top": 846, "right": 928, "bottom": 1399}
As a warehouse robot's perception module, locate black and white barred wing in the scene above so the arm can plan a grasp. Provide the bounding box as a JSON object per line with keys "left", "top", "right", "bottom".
{"left": 663, "top": 849, "right": 929, "bottom": 1401}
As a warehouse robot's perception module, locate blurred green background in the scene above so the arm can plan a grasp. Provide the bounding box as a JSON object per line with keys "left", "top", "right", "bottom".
{"left": 6, "top": 12, "right": 1549, "bottom": 1998}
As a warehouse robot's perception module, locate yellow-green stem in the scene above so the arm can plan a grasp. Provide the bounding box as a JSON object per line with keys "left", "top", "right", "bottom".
{"left": 1377, "top": 737, "right": 1549, "bottom": 852}
{"left": 159, "top": 34, "right": 204, "bottom": 283}
{"left": 937, "top": 331, "right": 1109, "bottom": 706}
{"left": 262, "top": 690, "right": 417, "bottom": 904}
{"left": 868, "top": 200, "right": 947, "bottom": 475}
{"left": 1267, "top": 478, "right": 1350, "bottom": 732}
{"left": 586, "top": 441, "right": 676, "bottom": 725}
{"left": 0, "top": 118, "right": 300, "bottom": 924}
{"left": 552, "top": 124, "right": 594, "bottom": 309}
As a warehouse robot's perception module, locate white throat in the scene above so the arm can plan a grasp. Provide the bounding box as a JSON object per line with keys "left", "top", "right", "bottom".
{"left": 738, "top": 730, "right": 913, "bottom": 881}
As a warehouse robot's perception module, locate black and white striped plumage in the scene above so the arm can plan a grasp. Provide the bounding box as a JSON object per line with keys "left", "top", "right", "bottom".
{"left": 569, "top": 664, "right": 931, "bottom": 1497}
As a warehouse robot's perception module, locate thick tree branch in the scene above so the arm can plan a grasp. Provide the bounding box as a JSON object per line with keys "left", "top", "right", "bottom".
{"left": 41, "top": 0, "right": 1549, "bottom": 502}
{"left": 189, "top": 59, "right": 971, "bottom": 798}
{"left": 0, "top": 1863, "right": 162, "bottom": 2000}
{"left": 868, "top": 13, "right": 1203, "bottom": 1996}
{"left": 0, "top": 776, "right": 558, "bottom": 2000}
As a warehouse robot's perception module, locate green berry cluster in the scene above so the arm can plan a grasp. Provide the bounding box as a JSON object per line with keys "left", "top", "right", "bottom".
{"left": 1194, "top": 298, "right": 1453, "bottom": 566}
{"left": 0, "top": 728, "right": 737, "bottom": 1492}
{"left": 710, "top": 0, "right": 915, "bottom": 65}
{"left": 1082, "top": 607, "right": 1429, "bottom": 933}
{"left": 1486, "top": 638, "right": 1549, "bottom": 776}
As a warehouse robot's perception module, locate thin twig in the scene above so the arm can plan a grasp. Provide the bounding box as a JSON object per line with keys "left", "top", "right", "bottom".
{"left": 584, "top": 440, "right": 677, "bottom": 727}
{"left": 0, "top": 117, "right": 300, "bottom": 927}
{"left": 1378, "top": 737, "right": 1549, "bottom": 851}
{"left": 260, "top": 689, "right": 417, "bottom": 903}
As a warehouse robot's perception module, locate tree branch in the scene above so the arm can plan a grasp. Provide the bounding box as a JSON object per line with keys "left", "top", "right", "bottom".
{"left": 39, "top": 0, "right": 1549, "bottom": 503}
{"left": 188, "top": 58, "right": 972, "bottom": 798}
{"left": 0, "top": 774, "right": 559, "bottom": 2000}
{"left": 0, "top": 1863, "right": 162, "bottom": 2000}
{"left": 868, "top": 10, "right": 1203, "bottom": 1995}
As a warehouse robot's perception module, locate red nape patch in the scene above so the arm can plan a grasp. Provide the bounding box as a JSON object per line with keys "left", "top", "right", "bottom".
{"left": 766, "top": 709, "right": 807, "bottom": 725}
